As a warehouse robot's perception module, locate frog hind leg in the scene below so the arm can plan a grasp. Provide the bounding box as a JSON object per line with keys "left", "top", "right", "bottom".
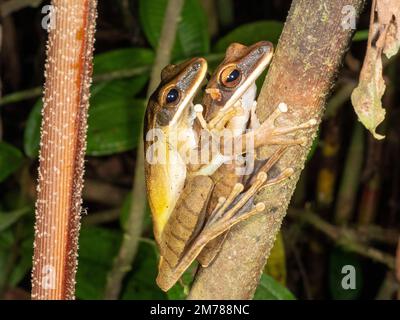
{"left": 156, "top": 175, "right": 213, "bottom": 291}
{"left": 196, "top": 146, "right": 289, "bottom": 267}
{"left": 157, "top": 176, "right": 268, "bottom": 291}
{"left": 160, "top": 151, "right": 298, "bottom": 292}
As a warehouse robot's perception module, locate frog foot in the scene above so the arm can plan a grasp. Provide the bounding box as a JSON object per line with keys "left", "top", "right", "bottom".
{"left": 194, "top": 104, "right": 243, "bottom": 133}
{"left": 199, "top": 144, "right": 295, "bottom": 243}
{"left": 205, "top": 164, "right": 293, "bottom": 231}
{"left": 255, "top": 102, "right": 317, "bottom": 147}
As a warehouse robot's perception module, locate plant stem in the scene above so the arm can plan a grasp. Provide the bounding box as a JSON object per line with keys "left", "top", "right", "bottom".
{"left": 334, "top": 122, "right": 364, "bottom": 225}
{"left": 289, "top": 208, "right": 395, "bottom": 269}
{"left": 0, "top": 54, "right": 225, "bottom": 107}
{"left": 188, "top": 0, "right": 366, "bottom": 299}
{"left": 104, "top": 0, "right": 185, "bottom": 300}
{"left": 31, "top": 0, "right": 97, "bottom": 300}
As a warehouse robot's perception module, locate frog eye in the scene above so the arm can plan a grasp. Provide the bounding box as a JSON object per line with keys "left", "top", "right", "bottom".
{"left": 220, "top": 66, "right": 241, "bottom": 88}
{"left": 165, "top": 88, "right": 180, "bottom": 104}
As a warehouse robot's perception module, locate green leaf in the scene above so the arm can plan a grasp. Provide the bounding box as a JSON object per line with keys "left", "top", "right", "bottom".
{"left": 253, "top": 274, "right": 296, "bottom": 300}
{"left": 351, "top": 45, "right": 386, "bottom": 140}
{"left": 24, "top": 48, "right": 153, "bottom": 158}
{"left": 9, "top": 235, "right": 34, "bottom": 287}
{"left": 306, "top": 129, "right": 320, "bottom": 162}
{"left": 122, "top": 240, "right": 166, "bottom": 300}
{"left": 264, "top": 232, "right": 287, "bottom": 285}
{"left": 353, "top": 29, "right": 369, "bottom": 42}
{"left": 0, "top": 207, "right": 31, "bottom": 232}
{"left": 92, "top": 48, "right": 154, "bottom": 104}
{"left": 0, "top": 230, "right": 14, "bottom": 288}
{"left": 214, "top": 21, "right": 283, "bottom": 53}
{"left": 329, "top": 247, "right": 363, "bottom": 300}
{"left": 167, "top": 263, "right": 196, "bottom": 300}
{"left": 139, "top": 0, "right": 209, "bottom": 59}
{"left": 87, "top": 98, "right": 145, "bottom": 156}
{"left": 0, "top": 225, "right": 34, "bottom": 288}
{"left": 0, "top": 142, "right": 24, "bottom": 182}
{"left": 24, "top": 99, "right": 42, "bottom": 158}
{"left": 89, "top": 51, "right": 149, "bottom": 156}
{"left": 94, "top": 48, "right": 153, "bottom": 75}
{"left": 76, "top": 226, "right": 122, "bottom": 300}
{"left": 24, "top": 97, "right": 146, "bottom": 158}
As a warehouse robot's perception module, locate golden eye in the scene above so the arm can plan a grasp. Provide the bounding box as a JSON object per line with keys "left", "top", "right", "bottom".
{"left": 219, "top": 66, "right": 241, "bottom": 88}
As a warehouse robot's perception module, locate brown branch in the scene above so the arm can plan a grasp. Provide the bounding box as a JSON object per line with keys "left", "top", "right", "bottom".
{"left": 104, "top": 0, "right": 185, "bottom": 300}
{"left": 356, "top": 225, "right": 399, "bottom": 246}
{"left": 31, "top": 0, "right": 97, "bottom": 300}
{"left": 188, "top": 0, "right": 366, "bottom": 299}
{"left": 288, "top": 208, "right": 396, "bottom": 269}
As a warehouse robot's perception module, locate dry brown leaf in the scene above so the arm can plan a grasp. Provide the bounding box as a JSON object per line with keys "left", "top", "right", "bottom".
{"left": 377, "top": 0, "right": 400, "bottom": 58}
{"left": 351, "top": 39, "right": 386, "bottom": 140}
{"left": 351, "top": 0, "right": 400, "bottom": 140}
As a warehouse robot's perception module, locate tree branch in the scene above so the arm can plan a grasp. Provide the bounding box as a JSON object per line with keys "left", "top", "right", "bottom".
{"left": 288, "top": 208, "right": 396, "bottom": 269}
{"left": 188, "top": 0, "right": 366, "bottom": 299}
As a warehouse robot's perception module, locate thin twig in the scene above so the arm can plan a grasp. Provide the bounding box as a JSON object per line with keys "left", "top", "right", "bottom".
{"left": 31, "top": 0, "right": 97, "bottom": 300}
{"left": 0, "top": 67, "right": 149, "bottom": 106}
{"left": 82, "top": 209, "right": 120, "bottom": 226}
{"left": 0, "top": 54, "right": 224, "bottom": 107}
{"left": 104, "top": 0, "right": 185, "bottom": 300}
{"left": 289, "top": 208, "right": 396, "bottom": 270}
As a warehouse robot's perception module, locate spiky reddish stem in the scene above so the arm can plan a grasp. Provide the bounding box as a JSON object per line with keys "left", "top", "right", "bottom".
{"left": 31, "top": 0, "right": 97, "bottom": 300}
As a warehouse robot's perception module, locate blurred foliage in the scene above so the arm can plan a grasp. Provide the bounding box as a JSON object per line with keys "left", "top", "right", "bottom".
{"left": 253, "top": 274, "right": 296, "bottom": 300}
{"left": 264, "top": 232, "right": 287, "bottom": 285}
{"left": 0, "top": 0, "right": 397, "bottom": 300}
{"left": 214, "top": 20, "right": 283, "bottom": 51}
{"left": 0, "top": 142, "right": 23, "bottom": 182}
{"left": 139, "top": 0, "right": 210, "bottom": 59}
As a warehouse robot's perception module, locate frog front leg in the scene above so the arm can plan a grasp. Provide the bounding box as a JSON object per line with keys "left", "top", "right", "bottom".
{"left": 251, "top": 102, "right": 317, "bottom": 148}
{"left": 194, "top": 103, "right": 244, "bottom": 133}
